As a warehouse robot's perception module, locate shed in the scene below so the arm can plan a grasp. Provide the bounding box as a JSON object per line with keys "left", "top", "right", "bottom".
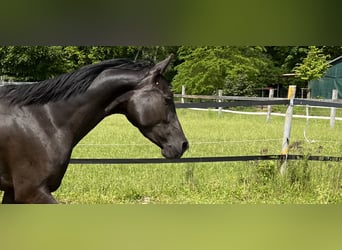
{"left": 309, "top": 56, "right": 342, "bottom": 99}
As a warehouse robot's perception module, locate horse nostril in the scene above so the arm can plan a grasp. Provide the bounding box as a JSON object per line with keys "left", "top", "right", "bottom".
{"left": 182, "top": 141, "right": 189, "bottom": 152}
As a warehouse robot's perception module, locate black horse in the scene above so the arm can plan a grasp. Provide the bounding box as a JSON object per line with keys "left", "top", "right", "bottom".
{"left": 0, "top": 55, "right": 188, "bottom": 204}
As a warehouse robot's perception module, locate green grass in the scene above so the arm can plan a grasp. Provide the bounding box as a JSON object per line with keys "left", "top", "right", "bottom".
{"left": 1, "top": 109, "right": 342, "bottom": 204}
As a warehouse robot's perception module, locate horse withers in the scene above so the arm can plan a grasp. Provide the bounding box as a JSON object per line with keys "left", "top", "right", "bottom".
{"left": 0, "top": 54, "right": 188, "bottom": 204}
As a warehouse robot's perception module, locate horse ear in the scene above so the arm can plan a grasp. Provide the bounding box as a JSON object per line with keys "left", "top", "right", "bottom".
{"left": 150, "top": 54, "right": 173, "bottom": 76}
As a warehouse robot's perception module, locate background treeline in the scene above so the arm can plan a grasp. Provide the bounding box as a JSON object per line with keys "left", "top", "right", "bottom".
{"left": 1, "top": 46, "right": 341, "bottom": 96}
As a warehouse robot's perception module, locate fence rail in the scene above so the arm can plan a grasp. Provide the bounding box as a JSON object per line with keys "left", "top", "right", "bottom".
{"left": 174, "top": 94, "right": 342, "bottom": 108}
{"left": 69, "top": 155, "right": 342, "bottom": 165}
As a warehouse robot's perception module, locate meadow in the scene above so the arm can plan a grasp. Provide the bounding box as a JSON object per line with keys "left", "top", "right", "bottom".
{"left": 1, "top": 108, "right": 342, "bottom": 204}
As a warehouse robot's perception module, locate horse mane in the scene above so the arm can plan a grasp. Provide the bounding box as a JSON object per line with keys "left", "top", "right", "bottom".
{"left": 0, "top": 59, "right": 153, "bottom": 106}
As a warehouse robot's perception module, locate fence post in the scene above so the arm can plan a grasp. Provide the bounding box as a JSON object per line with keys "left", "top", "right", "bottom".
{"left": 280, "top": 85, "right": 296, "bottom": 175}
{"left": 330, "top": 89, "right": 338, "bottom": 128}
{"left": 218, "top": 89, "right": 223, "bottom": 116}
{"left": 266, "top": 88, "right": 274, "bottom": 123}
{"left": 181, "top": 85, "right": 186, "bottom": 104}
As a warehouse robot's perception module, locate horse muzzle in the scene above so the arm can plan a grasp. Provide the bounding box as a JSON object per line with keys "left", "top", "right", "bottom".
{"left": 161, "top": 140, "right": 189, "bottom": 159}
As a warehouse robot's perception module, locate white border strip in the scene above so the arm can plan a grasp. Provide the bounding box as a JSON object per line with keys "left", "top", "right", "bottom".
{"left": 189, "top": 108, "right": 342, "bottom": 121}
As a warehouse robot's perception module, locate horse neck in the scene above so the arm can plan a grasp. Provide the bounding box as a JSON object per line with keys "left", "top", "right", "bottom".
{"left": 48, "top": 75, "right": 139, "bottom": 146}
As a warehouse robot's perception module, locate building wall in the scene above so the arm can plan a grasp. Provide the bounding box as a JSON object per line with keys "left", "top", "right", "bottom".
{"left": 309, "top": 59, "right": 342, "bottom": 99}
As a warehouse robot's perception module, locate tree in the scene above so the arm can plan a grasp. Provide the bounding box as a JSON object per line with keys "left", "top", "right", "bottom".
{"left": 293, "top": 46, "right": 331, "bottom": 82}
{"left": 132, "top": 46, "right": 180, "bottom": 82}
{"left": 265, "top": 46, "right": 308, "bottom": 73}
{"left": 0, "top": 46, "right": 65, "bottom": 81}
{"left": 0, "top": 46, "right": 179, "bottom": 82}
{"left": 172, "top": 46, "right": 277, "bottom": 96}
{"left": 322, "top": 46, "right": 342, "bottom": 60}
{"left": 292, "top": 46, "right": 331, "bottom": 98}
{"left": 59, "top": 46, "right": 138, "bottom": 72}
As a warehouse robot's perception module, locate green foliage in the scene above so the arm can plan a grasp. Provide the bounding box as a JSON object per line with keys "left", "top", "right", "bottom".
{"left": 0, "top": 46, "right": 176, "bottom": 81}
{"left": 59, "top": 46, "right": 138, "bottom": 71}
{"left": 294, "top": 46, "right": 331, "bottom": 81}
{"left": 0, "top": 46, "right": 65, "bottom": 81}
{"left": 172, "top": 46, "right": 277, "bottom": 95}
{"left": 0, "top": 46, "right": 339, "bottom": 95}
{"left": 265, "top": 46, "right": 328, "bottom": 89}
{"left": 133, "top": 46, "right": 178, "bottom": 62}
{"left": 322, "top": 46, "right": 342, "bottom": 59}
{"left": 266, "top": 46, "right": 308, "bottom": 72}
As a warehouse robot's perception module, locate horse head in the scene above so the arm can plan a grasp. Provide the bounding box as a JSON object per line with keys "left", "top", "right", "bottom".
{"left": 106, "top": 55, "right": 189, "bottom": 159}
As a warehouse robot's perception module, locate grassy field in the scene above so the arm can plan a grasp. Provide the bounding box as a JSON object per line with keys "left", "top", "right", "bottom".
{"left": 2, "top": 108, "right": 342, "bottom": 204}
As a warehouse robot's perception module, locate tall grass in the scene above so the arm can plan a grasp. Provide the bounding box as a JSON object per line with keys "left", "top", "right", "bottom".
{"left": 1, "top": 109, "right": 342, "bottom": 204}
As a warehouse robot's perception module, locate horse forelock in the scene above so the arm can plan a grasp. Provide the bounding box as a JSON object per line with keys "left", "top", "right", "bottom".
{"left": 0, "top": 59, "right": 154, "bottom": 106}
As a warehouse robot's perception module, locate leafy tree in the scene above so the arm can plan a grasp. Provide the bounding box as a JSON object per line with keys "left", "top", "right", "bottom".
{"left": 265, "top": 46, "right": 308, "bottom": 73}
{"left": 132, "top": 46, "right": 180, "bottom": 82}
{"left": 59, "top": 46, "right": 138, "bottom": 71}
{"left": 322, "top": 46, "right": 342, "bottom": 60}
{"left": 0, "top": 46, "right": 179, "bottom": 82}
{"left": 264, "top": 46, "right": 311, "bottom": 90}
{"left": 172, "top": 46, "right": 277, "bottom": 96}
{"left": 0, "top": 46, "right": 65, "bottom": 81}
{"left": 293, "top": 46, "right": 331, "bottom": 81}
